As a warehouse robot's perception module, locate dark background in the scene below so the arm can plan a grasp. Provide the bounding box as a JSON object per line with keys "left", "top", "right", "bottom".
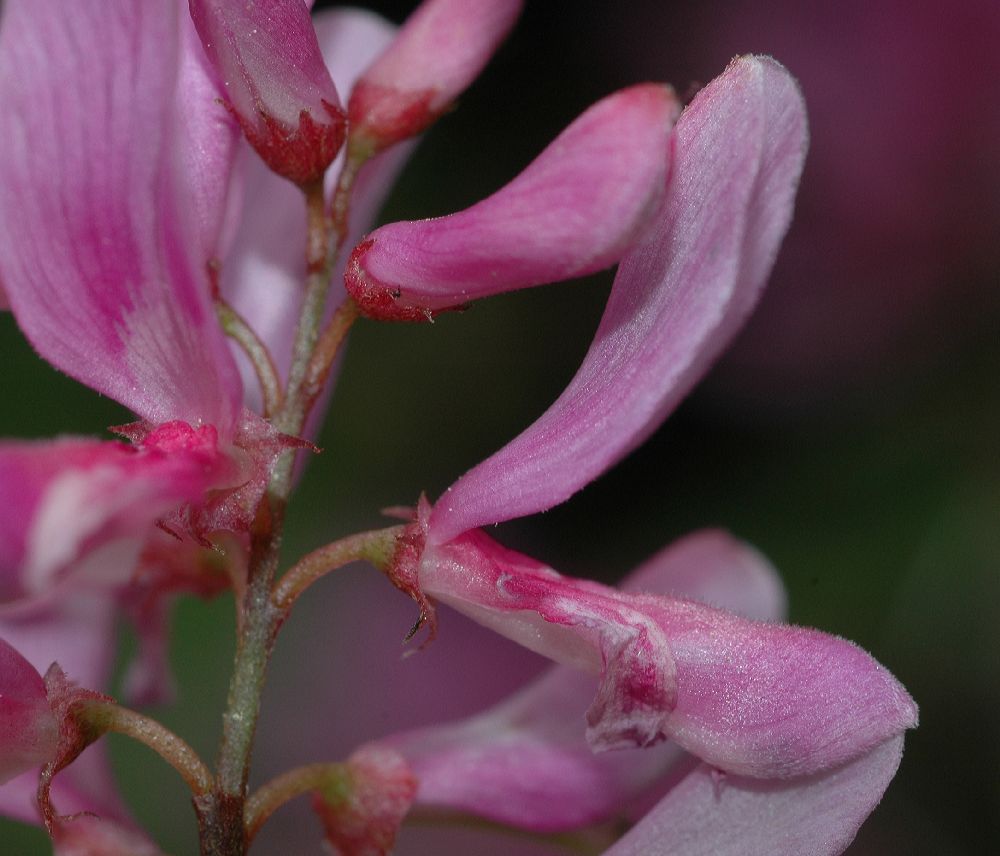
{"left": 2, "top": 1, "right": 997, "bottom": 853}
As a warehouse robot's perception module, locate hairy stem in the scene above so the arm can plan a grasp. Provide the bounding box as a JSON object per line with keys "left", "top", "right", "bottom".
{"left": 271, "top": 525, "right": 402, "bottom": 611}
{"left": 273, "top": 180, "right": 332, "bottom": 441}
{"left": 216, "top": 298, "right": 283, "bottom": 417}
{"left": 244, "top": 762, "right": 347, "bottom": 843}
{"left": 77, "top": 699, "right": 213, "bottom": 795}
{"left": 203, "top": 141, "right": 373, "bottom": 853}
{"left": 201, "top": 503, "right": 284, "bottom": 856}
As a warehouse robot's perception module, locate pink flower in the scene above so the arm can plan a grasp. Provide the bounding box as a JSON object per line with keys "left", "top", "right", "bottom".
{"left": 348, "top": 0, "right": 523, "bottom": 152}
{"left": 0, "top": 0, "right": 403, "bottom": 600}
{"left": 188, "top": 0, "right": 346, "bottom": 184}
{"left": 346, "top": 82, "right": 679, "bottom": 320}
{"left": 0, "top": 599, "right": 162, "bottom": 852}
{"left": 383, "top": 531, "right": 914, "bottom": 854}
{"left": 0, "top": 0, "right": 918, "bottom": 852}
{"left": 0, "top": 0, "right": 411, "bottom": 833}
{"left": 339, "top": 55, "right": 916, "bottom": 853}
{"left": 0, "top": 1, "right": 266, "bottom": 596}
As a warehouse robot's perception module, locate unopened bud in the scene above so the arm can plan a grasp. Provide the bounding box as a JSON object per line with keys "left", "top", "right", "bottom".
{"left": 189, "top": 0, "right": 346, "bottom": 184}
{"left": 348, "top": 0, "right": 522, "bottom": 153}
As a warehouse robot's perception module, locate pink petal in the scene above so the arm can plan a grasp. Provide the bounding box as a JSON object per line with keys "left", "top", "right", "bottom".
{"left": 177, "top": 11, "right": 244, "bottom": 264}
{"left": 223, "top": 8, "right": 411, "bottom": 413}
{"left": 52, "top": 816, "right": 165, "bottom": 856}
{"left": 411, "top": 518, "right": 916, "bottom": 774}
{"left": 348, "top": 0, "right": 523, "bottom": 151}
{"left": 0, "top": 638, "right": 57, "bottom": 785}
{"left": 604, "top": 736, "right": 906, "bottom": 856}
{"left": 0, "top": 432, "right": 240, "bottom": 599}
{"left": 0, "top": 1, "right": 242, "bottom": 432}
{"left": 388, "top": 530, "right": 787, "bottom": 830}
{"left": 396, "top": 666, "right": 686, "bottom": 833}
{"left": 636, "top": 595, "right": 917, "bottom": 778}
{"left": 189, "top": 0, "right": 346, "bottom": 184}
{"left": 626, "top": 530, "right": 787, "bottom": 623}
{"left": 417, "top": 525, "right": 677, "bottom": 751}
{"left": 345, "top": 83, "right": 678, "bottom": 321}
{"left": 429, "top": 55, "right": 808, "bottom": 544}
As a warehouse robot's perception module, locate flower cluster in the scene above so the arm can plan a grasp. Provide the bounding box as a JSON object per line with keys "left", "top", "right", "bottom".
{"left": 0, "top": 1, "right": 915, "bottom": 854}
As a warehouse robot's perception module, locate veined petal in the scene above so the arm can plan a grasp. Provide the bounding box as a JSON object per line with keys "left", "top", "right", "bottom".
{"left": 408, "top": 517, "right": 916, "bottom": 776}
{"left": 349, "top": 0, "right": 522, "bottom": 151}
{"left": 429, "top": 56, "right": 808, "bottom": 543}
{"left": 346, "top": 84, "right": 678, "bottom": 321}
{"left": 189, "top": 0, "right": 346, "bottom": 184}
{"left": 390, "top": 530, "right": 781, "bottom": 831}
{"left": 0, "top": 1, "right": 242, "bottom": 431}
{"left": 0, "top": 430, "right": 240, "bottom": 599}
{"left": 604, "top": 736, "right": 906, "bottom": 856}
{"left": 223, "top": 8, "right": 411, "bottom": 414}
{"left": 0, "top": 638, "right": 58, "bottom": 785}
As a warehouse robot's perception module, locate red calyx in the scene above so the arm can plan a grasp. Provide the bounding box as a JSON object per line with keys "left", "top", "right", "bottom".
{"left": 240, "top": 101, "right": 346, "bottom": 186}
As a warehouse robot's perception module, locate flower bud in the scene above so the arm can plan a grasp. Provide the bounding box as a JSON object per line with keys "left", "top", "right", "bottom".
{"left": 189, "top": 0, "right": 346, "bottom": 184}
{"left": 348, "top": 0, "right": 522, "bottom": 153}
{"left": 0, "top": 638, "right": 58, "bottom": 784}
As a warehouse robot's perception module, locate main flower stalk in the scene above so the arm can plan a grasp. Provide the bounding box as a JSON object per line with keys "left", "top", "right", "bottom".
{"left": 199, "top": 174, "right": 353, "bottom": 855}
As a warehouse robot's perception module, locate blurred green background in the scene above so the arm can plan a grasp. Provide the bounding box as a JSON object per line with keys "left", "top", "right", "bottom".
{"left": 2, "top": 1, "right": 997, "bottom": 853}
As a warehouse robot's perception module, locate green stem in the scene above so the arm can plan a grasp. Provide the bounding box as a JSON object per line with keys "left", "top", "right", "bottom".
{"left": 201, "top": 179, "right": 333, "bottom": 854}
{"left": 216, "top": 299, "right": 283, "bottom": 417}
{"left": 271, "top": 525, "right": 402, "bottom": 612}
{"left": 202, "top": 141, "right": 373, "bottom": 853}
{"left": 77, "top": 699, "right": 213, "bottom": 795}
{"left": 244, "top": 762, "right": 347, "bottom": 844}
{"left": 273, "top": 180, "right": 332, "bottom": 440}
{"left": 301, "top": 297, "right": 359, "bottom": 412}
{"left": 330, "top": 138, "right": 372, "bottom": 247}
{"left": 200, "top": 506, "right": 284, "bottom": 856}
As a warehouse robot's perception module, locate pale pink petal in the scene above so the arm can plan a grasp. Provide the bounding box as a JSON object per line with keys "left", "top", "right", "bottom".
{"left": 0, "top": 639, "right": 57, "bottom": 785}
{"left": 0, "top": 431, "right": 240, "bottom": 599}
{"left": 177, "top": 13, "right": 244, "bottom": 263}
{"left": 605, "top": 736, "right": 906, "bottom": 856}
{"left": 395, "top": 666, "right": 686, "bottom": 832}
{"left": 119, "top": 597, "right": 175, "bottom": 708}
{"left": 429, "top": 56, "right": 808, "bottom": 543}
{"left": 223, "top": 8, "right": 411, "bottom": 413}
{"left": 412, "top": 519, "right": 916, "bottom": 774}
{"left": 53, "top": 816, "right": 165, "bottom": 856}
{"left": 0, "top": 1, "right": 242, "bottom": 431}
{"left": 0, "top": 598, "right": 117, "bottom": 707}
{"left": 635, "top": 595, "right": 917, "bottom": 778}
{"left": 346, "top": 84, "right": 678, "bottom": 320}
{"left": 388, "top": 530, "right": 786, "bottom": 830}
{"left": 416, "top": 523, "right": 677, "bottom": 751}
{"left": 189, "top": 0, "right": 346, "bottom": 183}
{"left": 349, "top": 0, "right": 522, "bottom": 150}
{"left": 625, "top": 530, "right": 787, "bottom": 623}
